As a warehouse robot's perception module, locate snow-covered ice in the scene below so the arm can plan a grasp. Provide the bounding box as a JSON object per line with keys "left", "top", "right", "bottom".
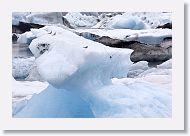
{"left": 108, "top": 15, "right": 146, "bottom": 30}
{"left": 12, "top": 12, "right": 30, "bottom": 25}
{"left": 12, "top": 78, "right": 48, "bottom": 116}
{"left": 64, "top": 12, "right": 98, "bottom": 28}
{"left": 17, "top": 31, "right": 36, "bottom": 44}
{"left": 12, "top": 78, "right": 48, "bottom": 102}
{"left": 127, "top": 61, "right": 149, "bottom": 78}
{"left": 12, "top": 57, "right": 35, "bottom": 79}
{"left": 26, "top": 12, "right": 64, "bottom": 25}
{"left": 15, "top": 85, "right": 94, "bottom": 118}
{"left": 12, "top": 26, "right": 172, "bottom": 118}
{"left": 94, "top": 12, "right": 171, "bottom": 29}
{"left": 12, "top": 12, "right": 64, "bottom": 26}
{"left": 28, "top": 26, "right": 133, "bottom": 88}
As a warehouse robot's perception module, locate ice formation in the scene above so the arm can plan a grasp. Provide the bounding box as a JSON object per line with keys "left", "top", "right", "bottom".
{"left": 12, "top": 57, "right": 35, "bottom": 79}
{"left": 64, "top": 12, "right": 99, "bottom": 28}
{"left": 94, "top": 12, "right": 171, "bottom": 29}
{"left": 12, "top": 78, "right": 48, "bottom": 116}
{"left": 15, "top": 85, "right": 94, "bottom": 118}
{"left": 25, "top": 12, "right": 64, "bottom": 25}
{"left": 13, "top": 26, "right": 172, "bottom": 118}
{"left": 17, "top": 31, "right": 35, "bottom": 44}
{"left": 76, "top": 28, "right": 172, "bottom": 45}
{"left": 12, "top": 12, "right": 64, "bottom": 26}
{"left": 12, "top": 12, "right": 30, "bottom": 25}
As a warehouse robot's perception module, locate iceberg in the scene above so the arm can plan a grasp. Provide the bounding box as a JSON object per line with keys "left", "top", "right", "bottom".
{"left": 15, "top": 85, "right": 94, "bottom": 118}
{"left": 64, "top": 12, "right": 99, "bottom": 28}
{"left": 12, "top": 77, "right": 48, "bottom": 116}
{"left": 25, "top": 12, "right": 64, "bottom": 25}
{"left": 14, "top": 26, "right": 171, "bottom": 118}
{"left": 94, "top": 12, "right": 171, "bottom": 29}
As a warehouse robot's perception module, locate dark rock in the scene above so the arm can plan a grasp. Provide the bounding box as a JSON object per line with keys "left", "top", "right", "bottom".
{"left": 160, "top": 38, "right": 172, "bottom": 48}
{"left": 77, "top": 31, "right": 172, "bottom": 63}
{"left": 12, "top": 33, "right": 18, "bottom": 43}
{"left": 12, "top": 21, "right": 45, "bottom": 34}
{"left": 130, "top": 45, "right": 172, "bottom": 63}
{"left": 156, "top": 23, "right": 172, "bottom": 29}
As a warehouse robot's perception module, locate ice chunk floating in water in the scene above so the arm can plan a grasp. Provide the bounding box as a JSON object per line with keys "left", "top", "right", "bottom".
{"left": 14, "top": 26, "right": 172, "bottom": 118}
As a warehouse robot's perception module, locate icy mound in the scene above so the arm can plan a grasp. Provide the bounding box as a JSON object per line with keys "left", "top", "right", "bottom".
{"left": 94, "top": 12, "right": 171, "bottom": 29}
{"left": 12, "top": 57, "right": 35, "bottom": 79}
{"left": 127, "top": 61, "right": 149, "bottom": 78}
{"left": 93, "top": 83, "right": 171, "bottom": 117}
{"left": 129, "top": 59, "right": 172, "bottom": 90}
{"left": 132, "top": 12, "right": 172, "bottom": 29}
{"left": 12, "top": 78, "right": 48, "bottom": 116}
{"left": 12, "top": 12, "right": 30, "bottom": 26}
{"left": 25, "top": 12, "right": 64, "bottom": 25}
{"left": 158, "top": 59, "right": 172, "bottom": 69}
{"left": 29, "top": 26, "right": 133, "bottom": 88}
{"left": 12, "top": 12, "right": 64, "bottom": 26}
{"left": 12, "top": 78, "right": 48, "bottom": 101}
{"left": 15, "top": 85, "right": 94, "bottom": 118}
{"left": 25, "top": 63, "right": 45, "bottom": 81}
{"left": 17, "top": 31, "right": 36, "bottom": 44}
{"left": 65, "top": 12, "right": 99, "bottom": 28}
{"left": 14, "top": 26, "right": 171, "bottom": 118}
{"left": 108, "top": 15, "right": 146, "bottom": 30}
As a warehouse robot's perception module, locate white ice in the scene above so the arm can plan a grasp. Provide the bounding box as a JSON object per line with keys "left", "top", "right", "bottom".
{"left": 12, "top": 12, "right": 31, "bottom": 25}
{"left": 14, "top": 26, "right": 172, "bottom": 118}
{"left": 12, "top": 57, "right": 35, "bottom": 79}
{"left": 12, "top": 78, "right": 48, "bottom": 116}
{"left": 94, "top": 12, "right": 171, "bottom": 29}
{"left": 64, "top": 12, "right": 98, "bottom": 28}
{"left": 17, "top": 31, "right": 36, "bottom": 44}
{"left": 25, "top": 12, "right": 64, "bottom": 25}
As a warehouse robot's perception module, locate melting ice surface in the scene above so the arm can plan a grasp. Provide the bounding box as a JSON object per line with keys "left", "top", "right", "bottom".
{"left": 14, "top": 26, "right": 172, "bottom": 118}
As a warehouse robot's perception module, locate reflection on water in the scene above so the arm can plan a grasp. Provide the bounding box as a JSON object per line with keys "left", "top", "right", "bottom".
{"left": 12, "top": 44, "right": 33, "bottom": 58}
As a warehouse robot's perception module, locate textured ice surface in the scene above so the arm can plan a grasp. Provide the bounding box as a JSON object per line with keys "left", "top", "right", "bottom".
{"left": 65, "top": 12, "right": 98, "bottom": 28}
{"left": 110, "top": 16, "right": 146, "bottom": 30}
{"left": 12, "top": 78, "right": 48, "bottom": 116}
{"left": 26, "top": 12, "right": 64, "bottom": 25}
{"left": 94, "top": 12, "right": 171, "bottom": 29}
{"left": 12, "top": 57, "right": 35, "bottom": 79}
{"left": 14, "top": 26, "right": 172, "bottom": 118}
{"left": 127, "top": 61, "right": 149, "bottom": 78}
{"left": 15, "top": 85, "right": 94, "bottom": 118}
{"left": 29, "top": 26, "right": 133, "bottom": 88}
{"left": 17, "top": 32, "right": 36, "bottom": 44}
{"left": 12, "top": 12, "right": 30, "bottom": 25}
